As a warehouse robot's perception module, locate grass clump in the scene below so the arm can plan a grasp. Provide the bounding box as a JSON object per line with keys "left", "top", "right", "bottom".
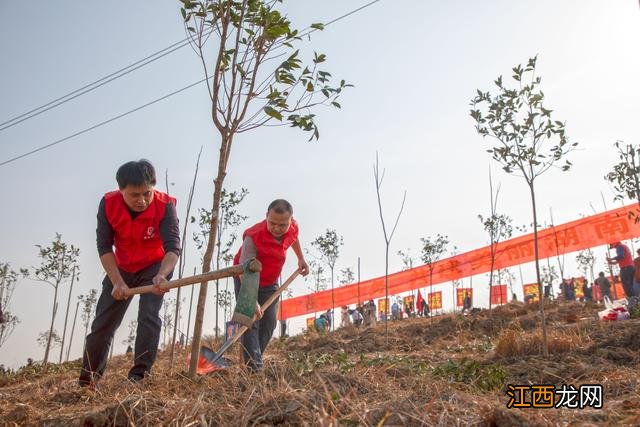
{"left": 432, "top": 358, "right": 506, "bottom": 392}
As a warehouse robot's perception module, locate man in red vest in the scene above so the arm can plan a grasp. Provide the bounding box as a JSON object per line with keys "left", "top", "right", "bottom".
{"left": 79, "top": 159, "right": 180, "bottom": 386}
{"left": 607, "top": 241, "right": 635, "bottom": 298}
{"left": 233, "top": 199, "right": 309, "bottom": 371}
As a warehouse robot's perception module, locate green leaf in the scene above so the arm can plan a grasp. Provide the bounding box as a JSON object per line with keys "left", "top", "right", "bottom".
{"left": 264, "top": 106, "right": 283, "bottom": 121}
{"left": 331, "top": 101, "right": 341, "bottom": 109}
{"left": 311, "top": 22, "right": 325, "bottom": 30}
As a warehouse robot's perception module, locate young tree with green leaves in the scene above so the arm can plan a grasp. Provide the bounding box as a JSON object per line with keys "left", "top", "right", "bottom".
{"left": 0, "top": 263, "right": 26, "bottom": 349}
{"left": 311, "top": 229, "right": 343, "bottom": 330}
{"left": 30, "top": 233, "right": 80, "bottom": 366}
{"left": 338, "top": 267, "right": 354, "bottom": 285}
{"left": 576, "top": 249, "right": 596, "bottom": 283}
{"left": 162, "top": 298, "right": 175, "bottom": 348}
{"left": 420, "top": 233, "right": 449, "bottom": 309}
{"left": 541, "top": 265, "right": 559, "bottom": 298}
{"left": 193, "top": 188, "right": 248, "bottom": 337}
{"left": 306, "top": 257, "right": 327, "bottom": 293}
{"left": 470, "top": 56, "right": 578, "bottom": 357}
{"left": 478, "top": 171, "right": 513, "bottom": 310}
{"left": 65, "top": 297, "right": 81, "bottom": 362}
{"left": 373, "top": 153, "right": 406, "bottom": 343}
{"left": 80, "top": 289, "right": 98, "bottom": 343}
{"left": 58, "top": 265, "right": 79, "bottom": 364}
{"left": 180, "top": 0, "right": 350, "bottom": 377}
{"left": 397, "top": 249, "right": 415, "bottom": 271}
{"left": 38, "top": 329, "right": 62, "bottom": 351}
{"left": 606, "top": 141, "right": 640, "bottom": 220}
{"left": 122, "top": 320, "right": 137, "bottom": 349}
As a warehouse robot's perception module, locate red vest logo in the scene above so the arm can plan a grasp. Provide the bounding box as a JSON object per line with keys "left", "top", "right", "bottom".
{"left": 143, "top": 227, "right": 156, "bottom": 240}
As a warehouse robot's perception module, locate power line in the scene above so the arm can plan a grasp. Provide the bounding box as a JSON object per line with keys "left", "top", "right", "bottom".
{"left": 0, "top": 36, "right": 199, "bottom": 132}
{"left": 0, "top": 0, "right": 381, "bottom": 132}
{"left": 0, "top": 0, "right": 383, "bottom": 168}
{"left": 0, "top": 78, "right": 208, "bottom": 168}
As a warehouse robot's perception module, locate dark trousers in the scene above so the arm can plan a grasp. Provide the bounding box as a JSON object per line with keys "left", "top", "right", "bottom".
{"left": 621, "top": 266, "right": 635, "bottom": 298}
{"left": 79, "top": 263, "right": 169, "bottom": 384}
{"left": 233, "top": 276, "right": 278, "bottom": 371}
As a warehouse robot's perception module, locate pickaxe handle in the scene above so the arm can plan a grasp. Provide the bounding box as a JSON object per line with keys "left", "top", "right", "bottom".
{"left": 208, "top": 269, "right": 300, "bottom": 362}
{"left": 124, "top": 259, "right": 261, "bottom": 297}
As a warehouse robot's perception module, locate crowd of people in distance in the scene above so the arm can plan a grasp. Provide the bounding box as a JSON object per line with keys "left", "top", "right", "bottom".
{"left": 311, "top": 241, "right": 640, "bottom": 333}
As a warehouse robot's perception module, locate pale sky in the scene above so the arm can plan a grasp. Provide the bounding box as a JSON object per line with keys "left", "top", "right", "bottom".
{"left": 1, "top": 1, "right": 639, "bottom": 369}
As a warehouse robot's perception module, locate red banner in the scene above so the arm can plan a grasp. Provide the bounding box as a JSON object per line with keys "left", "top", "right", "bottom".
{"left": 280, "top": 204, "right": 640, "bottom": 319}
{"left": 429, "top": 291, "right": 443, "bottom": 310}
{"left": 490, "top": 284, "right": 508, "bottom": 306}
{"left": 456, "top": 288, "right": 473, "bottom": 307}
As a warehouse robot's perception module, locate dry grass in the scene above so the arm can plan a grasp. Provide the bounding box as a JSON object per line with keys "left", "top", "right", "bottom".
{"left": 1, "top": 301, "right": 639, "bottom": 425}
{"left": 494, "top": 327, "right": 587, "bottom": 358}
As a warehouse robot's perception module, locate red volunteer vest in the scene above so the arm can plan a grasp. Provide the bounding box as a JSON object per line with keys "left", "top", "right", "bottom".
{"left": 234, "top": 219, "right": 298, "bottom": 286}
{"left": 618, "top": 244, "right": 633, "bottom": 268}
{"left": 104, "top": 189, "right": 176, "bottom": 273}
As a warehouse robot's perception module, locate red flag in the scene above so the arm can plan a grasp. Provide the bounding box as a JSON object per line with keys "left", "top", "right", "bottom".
{"left": 416, "top": 290, "right": 424, "bottom": 311}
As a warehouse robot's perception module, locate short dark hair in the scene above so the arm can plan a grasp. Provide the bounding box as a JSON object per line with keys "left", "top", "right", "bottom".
{"left": 267, "top": 199, "right": 293, "bottom": 215}
{"left": 116, "top": 159, "right": 156, "bottom": 189}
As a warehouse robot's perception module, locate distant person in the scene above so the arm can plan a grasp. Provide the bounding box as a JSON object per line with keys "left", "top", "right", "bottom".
{"left": 595, "top": 272, "right": 612, "bottom": 302}
{"left": 280, "top": 319, "right": 287, "bottom": 338}
{"left": 340, "top": 306, "right": 350, "bottom": 328}
{"left": 348, "top": 308, "right": 363, "bottom": 326}
{"left": 607, "top": 241, "right": 635, "bottom": 298}
{"left": 462, "top": 293, "right": 472, "bottom": 314}
{"left": 363, "top": 300, "right": 377, "bottom": 326}
{"left": 633, "top": 248, "right": 640, "bottom": 297}
{"left": 391, "top": 301, "right": 400, "bottom": 321}
{"left": 79, "top": 160, "right": 180, "bottom": 387}
{"left": 314, "top": 314, "right": 328, "bottom": 332}
{"left": 325, "top": 309, "right": 333, "bottom": 331}
{"left": 404, "top": 300, "right": 413, "bottom": 317}
{"left": 582, "top": 280, "right": 593, "bottom": 302}
{"left": 421, "top": 299, "right": 430, "bottom": 317}
{"left": 568, "top": 278, "right": 577, "bottom": 301}
{"left": 544, "top": 282, "right": 552, "bottom": 299}
{"left": 125, "top": 345, "right": 133, "bottom": 355}
{"left": 511, "top": 292, "right": 518, "bottom": 302}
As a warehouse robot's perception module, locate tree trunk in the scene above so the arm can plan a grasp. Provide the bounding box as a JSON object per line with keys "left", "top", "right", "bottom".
{"left": 331, "top": 266, "right": 335, "bottom": 332}
{"left": 488, "top": 246, "right": 495, "bottom": 311}
{"left": 169, "top": 287, "right": 181, "bottom": 373}
{"left": 384, "top": 245, "right": 389, "bottom": 345}
{"left": 188, "top": 137, "right": 229, "bottom": 378}
{"left": 43, "top": 290, "right": 59, "bottom": 366}
{"left": 215, "top": 281, "right": 220, "bottom": 337}
{"left": 66, "top": 300, "right": 80, "bottom": 362}
{"left": 59, "top": 267, "right": 76, "bottom": 363}
{"left": 530, "top": 182, "right": 549, "bottom": 357}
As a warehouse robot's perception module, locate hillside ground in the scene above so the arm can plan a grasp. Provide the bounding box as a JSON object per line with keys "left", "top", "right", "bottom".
{"left": 1, "top": 300, "right": 639, "bottom": 426}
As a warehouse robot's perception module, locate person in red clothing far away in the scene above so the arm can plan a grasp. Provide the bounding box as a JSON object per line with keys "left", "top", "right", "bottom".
{"left": 79, "top": 159, "right": 181, "bottom": 387}
{"left": 607, "top": 241, "right": 635, "bottom": 299}
{"left": 233, "top": 199, "right": 309, "bottom": 371}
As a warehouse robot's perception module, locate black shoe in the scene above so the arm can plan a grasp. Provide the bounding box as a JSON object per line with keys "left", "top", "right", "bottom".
{"left": 127, "top": 374, "right": 144, "bottom": 383}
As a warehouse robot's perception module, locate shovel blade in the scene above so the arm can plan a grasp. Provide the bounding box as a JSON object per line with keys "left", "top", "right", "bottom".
{"left": 187, "top": 346, "right": 229, "bottom": 374}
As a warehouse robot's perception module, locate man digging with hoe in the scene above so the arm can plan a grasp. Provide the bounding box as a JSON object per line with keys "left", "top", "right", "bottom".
{"left": 79, "top": 159, "right": 180, "bottom": 387}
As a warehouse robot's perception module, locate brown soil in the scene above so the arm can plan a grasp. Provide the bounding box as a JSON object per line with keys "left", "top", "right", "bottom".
{"left": 1, "top": 300, "right": 639, "bottom": 426}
